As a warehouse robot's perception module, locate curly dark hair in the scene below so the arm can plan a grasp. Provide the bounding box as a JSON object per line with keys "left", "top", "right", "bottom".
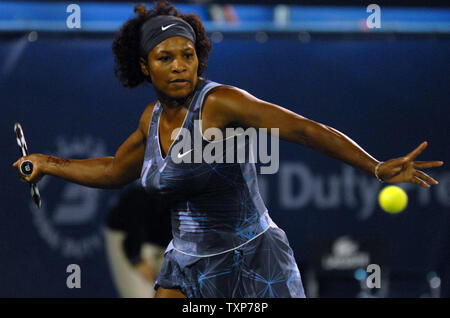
{"left": 112, "top": 1, "right": 212, "bottom": 88}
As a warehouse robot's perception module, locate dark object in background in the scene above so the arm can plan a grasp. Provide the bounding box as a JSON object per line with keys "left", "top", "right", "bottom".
{"left": 106, "top": 186, "right": 172, "bottom": 265}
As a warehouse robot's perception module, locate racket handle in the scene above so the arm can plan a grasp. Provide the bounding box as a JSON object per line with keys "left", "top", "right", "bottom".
{"left": 20, "top": 160, "right": 34, "bottom": 176}
{"left": 31, "top": 184, "right": 42, "bottom": 209}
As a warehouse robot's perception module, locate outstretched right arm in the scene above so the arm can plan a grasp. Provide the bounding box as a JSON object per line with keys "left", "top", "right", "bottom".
{"left": 13, "top": 103, "right": 155, "bottom": 189}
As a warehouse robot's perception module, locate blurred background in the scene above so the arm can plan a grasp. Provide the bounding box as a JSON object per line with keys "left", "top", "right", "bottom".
{"left": 0, "top": 0, "right": 449, "bottom": 298}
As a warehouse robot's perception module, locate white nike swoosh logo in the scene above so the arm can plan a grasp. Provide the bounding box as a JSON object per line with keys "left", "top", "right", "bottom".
{"left": 161, "top": 24, "right": 176, "bottom": 31}
{"left": 177, "top": 149, "right": 193, "bottom": 159}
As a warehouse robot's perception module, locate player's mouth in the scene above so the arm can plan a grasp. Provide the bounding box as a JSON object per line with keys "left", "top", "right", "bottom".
{"left": 169, "top": 79, "right": 189, "bottom": 87}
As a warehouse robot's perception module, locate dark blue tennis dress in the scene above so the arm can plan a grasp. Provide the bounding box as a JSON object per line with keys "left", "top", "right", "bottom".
{"left": 140, "top": 79, "right": 305, "bottom": 298}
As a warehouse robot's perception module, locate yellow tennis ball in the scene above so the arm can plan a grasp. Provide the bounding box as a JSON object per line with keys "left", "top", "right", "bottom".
{"left": 378, "top": 185, "right": 408, "bottom": 213}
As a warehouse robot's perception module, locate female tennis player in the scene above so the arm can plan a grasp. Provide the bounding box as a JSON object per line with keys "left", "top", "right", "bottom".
{"left": 13, "top": 1, "right": 443, "bottom": 298}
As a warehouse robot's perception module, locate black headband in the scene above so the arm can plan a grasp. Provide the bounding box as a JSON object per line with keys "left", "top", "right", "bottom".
{"left": 140, "top": 15, "right": 196, "bottom": 58}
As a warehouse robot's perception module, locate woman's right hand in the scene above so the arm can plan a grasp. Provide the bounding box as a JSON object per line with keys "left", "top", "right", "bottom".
{"left": 13, "top": 154, "right": 46, "bottom": 184}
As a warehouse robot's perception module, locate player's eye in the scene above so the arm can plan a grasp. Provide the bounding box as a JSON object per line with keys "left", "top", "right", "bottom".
{"left": 184, "top": 53, "right": 193, "bottom": 59}
{"left": 158, "top": 56, "right": 170, "bottom": 61}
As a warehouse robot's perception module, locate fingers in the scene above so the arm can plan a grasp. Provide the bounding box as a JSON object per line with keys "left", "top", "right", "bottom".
{"left": 415, "top": 170, "right": 439, "bottom": 186}
{"left": 13, "top": 157, "right": 24, "bottom": 174}
{"left": 412, "top": 176, "right": 431, "bottom": 188}
{"left": 413, "top": 161, "right": 444, "bottom": 169}
{"left": 406, "top": 141, "right": 428, "bottom": 161}
{"left": 12, "top": 157, "right": 32, "bottom": 182}
{"left": 12, "top": 159, "right": 20, "bottom": 167}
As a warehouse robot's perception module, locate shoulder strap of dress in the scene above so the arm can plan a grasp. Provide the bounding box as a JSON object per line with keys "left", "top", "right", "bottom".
{"left": 192, "top": 80, "right": 222, "bottom": 112}
{"left": 147, "top": 101, "right": 161, "bottom": 136}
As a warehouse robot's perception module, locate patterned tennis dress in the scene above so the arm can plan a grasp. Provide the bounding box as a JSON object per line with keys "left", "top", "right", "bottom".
{"left": 140, "top": 79, "right": 305, "bottom": 298}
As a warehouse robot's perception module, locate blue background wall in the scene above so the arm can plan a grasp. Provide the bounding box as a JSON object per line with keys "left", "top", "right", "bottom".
{"left": 1, "top": 32, "right": 449, "bottom": 297}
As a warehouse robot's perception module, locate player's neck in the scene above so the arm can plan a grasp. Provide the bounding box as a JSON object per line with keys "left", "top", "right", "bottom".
{"left": 157, "top": 78, "right": 202, "bottom": 117}
{"left": 158, "top": 93, "right": 193, "bottom": 120}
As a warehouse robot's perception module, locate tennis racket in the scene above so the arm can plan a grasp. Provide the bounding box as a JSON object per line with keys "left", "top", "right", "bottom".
{"left": 14, "top": 123, "right": 42, "bottom": 208}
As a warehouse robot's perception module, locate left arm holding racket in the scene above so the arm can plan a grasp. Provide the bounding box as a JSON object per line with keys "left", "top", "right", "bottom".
{"left": 13, "top": 107, "right": 151, "bottom": 190}
{"left": 13, "top": 130, "right": 145, "bottom": 189}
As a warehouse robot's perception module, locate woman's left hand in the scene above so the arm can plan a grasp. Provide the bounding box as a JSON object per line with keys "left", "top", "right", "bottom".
{"left": 377, "top": 141, "right": 444, "bottom": 188}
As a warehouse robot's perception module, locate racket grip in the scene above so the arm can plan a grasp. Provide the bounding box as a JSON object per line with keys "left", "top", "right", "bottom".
{"left": 20, "top": 160, "right": 34, "bottom": 176}
{"left": 31, "top": 184, "right": 42, "bottom": 209}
